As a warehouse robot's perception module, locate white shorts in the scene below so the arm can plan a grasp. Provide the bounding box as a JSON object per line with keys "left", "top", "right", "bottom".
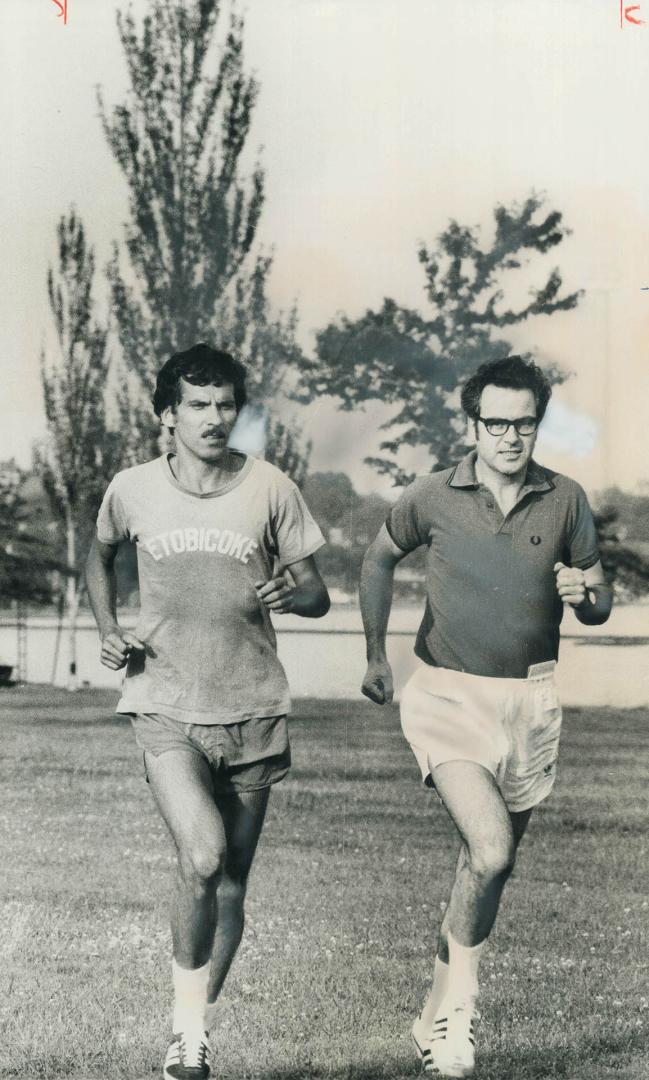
{"left": 400, "top": 661, "right": 562, "bottom": 813}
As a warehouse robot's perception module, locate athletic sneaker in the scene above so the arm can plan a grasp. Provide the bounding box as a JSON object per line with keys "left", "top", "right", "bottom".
{"left": 163, "top": 1030, "right": 211, "bottom": 1080}
{"left": 411, "top": 999, "right": 477, "bottom": 1078}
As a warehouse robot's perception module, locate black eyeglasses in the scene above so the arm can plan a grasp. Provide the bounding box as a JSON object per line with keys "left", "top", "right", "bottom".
{"left": 478, "top": 416, "right": 539, "bottom": 436}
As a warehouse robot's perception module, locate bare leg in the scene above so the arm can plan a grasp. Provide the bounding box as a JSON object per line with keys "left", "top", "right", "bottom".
{"left": 418, "top": 774, "right": 531, "bottom": 1023}
{"left": 145, "top": 750, "right": 269, "bottom": 988}
{"left": 146, "top": 750, "right": 227, "bottom": 967}
{"left": 431, "top": 761, "right": 533, "bottom": 951}
{"left": 413, "top": 764, "right": 533, "bottom": 1074}
{"left": 207, "top": 786, "right": 269, "bottom": 1003}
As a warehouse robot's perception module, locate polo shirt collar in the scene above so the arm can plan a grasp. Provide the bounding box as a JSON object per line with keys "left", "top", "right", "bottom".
{"left": 447, "top": 450, "right": 554, "bottom": 494}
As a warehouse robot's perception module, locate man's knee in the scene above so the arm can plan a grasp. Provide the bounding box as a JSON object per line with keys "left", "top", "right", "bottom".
{"left": 468, "top": 838, "right": 516, "bottom": 885}
{"left": 217, "top": 873, "right": 248, "bottom": 912}
{"left": 178, "top": 841, "right": 225, "bottom": 892}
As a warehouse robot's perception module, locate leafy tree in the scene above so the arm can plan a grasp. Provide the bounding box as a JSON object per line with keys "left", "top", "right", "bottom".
{"left": 0, "top": 462, "right": 58, "bottom": 607}
{"left": 307, "top": 194, "right": 581, "bottom": 485}
{"left": 99, "top": 0, "right": 309, "bottom": 476}
{"left": 593, "top": 498, "right": 649, "bottom": 599}
{"left": 350, "top": 492, "right": 394, "bottom": 546}
{"left": 595, "top": 487, "right": 649, "bottom": 544}
{"left": 301, "top": 472, "right": 395, "bottom": 593}
{"left": 302, "top": 473, "right": 357, "bottom": 531}
{"left": 36, "top": 210, "right": 127, "bottom": 687}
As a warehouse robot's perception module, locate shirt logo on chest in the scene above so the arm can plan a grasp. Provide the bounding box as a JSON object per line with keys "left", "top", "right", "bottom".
{"left": 144, "top": 527, "right": 258, "bottom": 564}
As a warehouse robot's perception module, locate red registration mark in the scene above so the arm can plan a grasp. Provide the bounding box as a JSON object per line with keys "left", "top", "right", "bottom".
{"left": 51, "top": 0, "right": 68, "bottom": 26}
{"left": 620, "top": 1, "right": 645, "bottom": 26}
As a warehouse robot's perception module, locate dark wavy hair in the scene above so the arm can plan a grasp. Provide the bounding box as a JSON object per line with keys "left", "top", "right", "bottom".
{"left": 460, "top": 355, "right": 552, "bottom": 422}
{"left": 153, "top": 343, "right": 248, "bottom": 417}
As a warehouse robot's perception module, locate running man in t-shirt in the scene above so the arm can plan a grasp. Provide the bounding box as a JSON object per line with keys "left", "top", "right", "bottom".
{"left": 86, "top": 343, "right": 329, "bottom": 1080}
{"left": 359, "top": 356, "right": 612, "bottom": 1078}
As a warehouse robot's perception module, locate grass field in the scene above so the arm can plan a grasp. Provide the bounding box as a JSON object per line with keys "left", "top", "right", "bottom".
{"left": 1, "top": 686, "right": 648, "bottom": 1080}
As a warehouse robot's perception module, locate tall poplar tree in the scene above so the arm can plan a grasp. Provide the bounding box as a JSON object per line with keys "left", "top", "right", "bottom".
{"left": 99, "top": 0, "right": 309, "bottom": 479}
{"left": 37, "top": 210, "right": 126, "bottom": 688}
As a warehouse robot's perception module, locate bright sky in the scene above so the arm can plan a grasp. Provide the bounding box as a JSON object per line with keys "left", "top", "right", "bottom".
{"left": 3, "top": 0, "right": 649, "bottom": 496}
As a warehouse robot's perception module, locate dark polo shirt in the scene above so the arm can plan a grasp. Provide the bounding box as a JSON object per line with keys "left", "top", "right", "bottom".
{"left": 387, "top": 451, "right": 600, "bottom": 679}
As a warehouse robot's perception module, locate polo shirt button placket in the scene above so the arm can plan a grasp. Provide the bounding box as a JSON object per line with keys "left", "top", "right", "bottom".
{"left": 477, "top": 486, "right": 501, "bottom": 531}
{"left": 482, "top": 493, "right": 500, "bottom": 532}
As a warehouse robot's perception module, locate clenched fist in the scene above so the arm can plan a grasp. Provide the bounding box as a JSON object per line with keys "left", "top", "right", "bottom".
{"left": 361, "top": 660, "right": 394, "bottom": 705}
{"left": 100, "top": 628, "right": 145, "bottom": 670}
{"left": 554, "top": 562, "right": 591, "bottom": 609}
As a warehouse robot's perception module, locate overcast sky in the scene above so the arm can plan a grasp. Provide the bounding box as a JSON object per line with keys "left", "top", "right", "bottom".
{"left": 3, "top": 0, "right": 649, "bottom": 496}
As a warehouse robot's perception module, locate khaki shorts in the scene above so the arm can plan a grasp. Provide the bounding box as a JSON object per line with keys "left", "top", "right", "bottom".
{"left": 131, "top": 712, "right": 291, "bottom": 795}
{"left": 400, "top": 661, "right": 562, "bottom": 813}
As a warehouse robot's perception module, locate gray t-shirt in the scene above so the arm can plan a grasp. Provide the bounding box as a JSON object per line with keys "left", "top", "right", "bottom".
{"left": 387, "top": 452, "right": 600, "bottom": 679}
{"left": 96, "top": 454, "right": 325, "bottom": 723}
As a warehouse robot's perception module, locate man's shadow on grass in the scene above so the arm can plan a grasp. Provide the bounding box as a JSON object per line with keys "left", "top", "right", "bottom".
{"left": 260, "top": 1027, "right": 647, "bottom": 1080}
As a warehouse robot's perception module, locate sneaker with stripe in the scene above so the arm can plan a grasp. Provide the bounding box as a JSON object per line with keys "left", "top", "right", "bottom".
{"left": 411, "top": 998, "right": 477, "bottom": 1078}
{"left": 163, "top": 1030, "right": 211, "bottom": 1080}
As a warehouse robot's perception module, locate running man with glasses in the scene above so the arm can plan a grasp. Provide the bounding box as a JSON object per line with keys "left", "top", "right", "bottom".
{"left": 359, "top": 356, "right": 612, "bottom": 1077}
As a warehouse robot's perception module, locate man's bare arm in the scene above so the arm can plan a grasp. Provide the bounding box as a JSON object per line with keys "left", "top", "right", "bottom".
{"left": 359, "top": 524, "right": 407, "bottom": 704}
{"left": 85, "top": 536, "right": 145, "bottom": 669}
{"left": 554, "top": 559, "right": 613, "bottom": 626}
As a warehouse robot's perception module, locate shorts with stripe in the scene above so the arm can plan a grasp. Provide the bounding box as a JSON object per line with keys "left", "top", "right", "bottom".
{"left": 400, "top": 661, "right": 562, "bottom": 813}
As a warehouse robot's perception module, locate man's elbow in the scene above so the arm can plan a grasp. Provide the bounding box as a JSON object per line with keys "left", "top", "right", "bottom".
{"left": 576, "top": 584, "right": 613, "bottom": 626}
{"left": 312, "top": 583, "right": 330, "bottom": 618}
{"left": 361, "top": 543, "right": 399, "bottom": 576}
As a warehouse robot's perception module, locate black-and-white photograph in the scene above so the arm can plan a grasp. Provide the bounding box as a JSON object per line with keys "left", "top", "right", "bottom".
{"left": 2, "top": 2, "right": 648, "bottom": 1078}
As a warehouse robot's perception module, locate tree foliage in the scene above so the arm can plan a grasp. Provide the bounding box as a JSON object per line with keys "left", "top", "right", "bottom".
{"left": 301, "top": 471, "right": 423, "bottom": 595}
{"left": 37, "top": 210, "right": 126, "bottom": 549}
{"left": 595, "top": 487, "right": 649, "bottom": 544}
{"left": 302, "top": 473, "right": 357, "bottom": 530}
{"left": 0, "top": 462, "right": 57, "bottom": 606}
{"left": 99, "top": 0, "right": 309, "bottom": 474}
{"left": 37, "top": 209, "right": 129, "bottom": 681}
{"left": 593, "top": 494, "right": 649, "bottom": 598}
{"left": 308, "top": 194, "right": 581, "bottom": 485}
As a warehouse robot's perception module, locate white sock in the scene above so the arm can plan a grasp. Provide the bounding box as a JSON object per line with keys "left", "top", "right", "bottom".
{"left": 204, "top": 998, "right": 219, "bottom": 1032}
{"left": 420, "top": 955, "right": 449, "bottom": 1024}
{"left": 172, "top": 958, "right": 210, "bottom": 1034}
{"left": 446, "top": 931, "right": 485, "bottom": 1005}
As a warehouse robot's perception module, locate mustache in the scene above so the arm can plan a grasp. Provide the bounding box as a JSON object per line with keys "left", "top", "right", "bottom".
{"left": 203, "top": 428, "right": 226, "bottom": 437}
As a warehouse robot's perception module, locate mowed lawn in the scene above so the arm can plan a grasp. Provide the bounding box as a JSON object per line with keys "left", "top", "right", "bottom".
{"left": 1, "top": 686, "right": 648, "bottom": 1080}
